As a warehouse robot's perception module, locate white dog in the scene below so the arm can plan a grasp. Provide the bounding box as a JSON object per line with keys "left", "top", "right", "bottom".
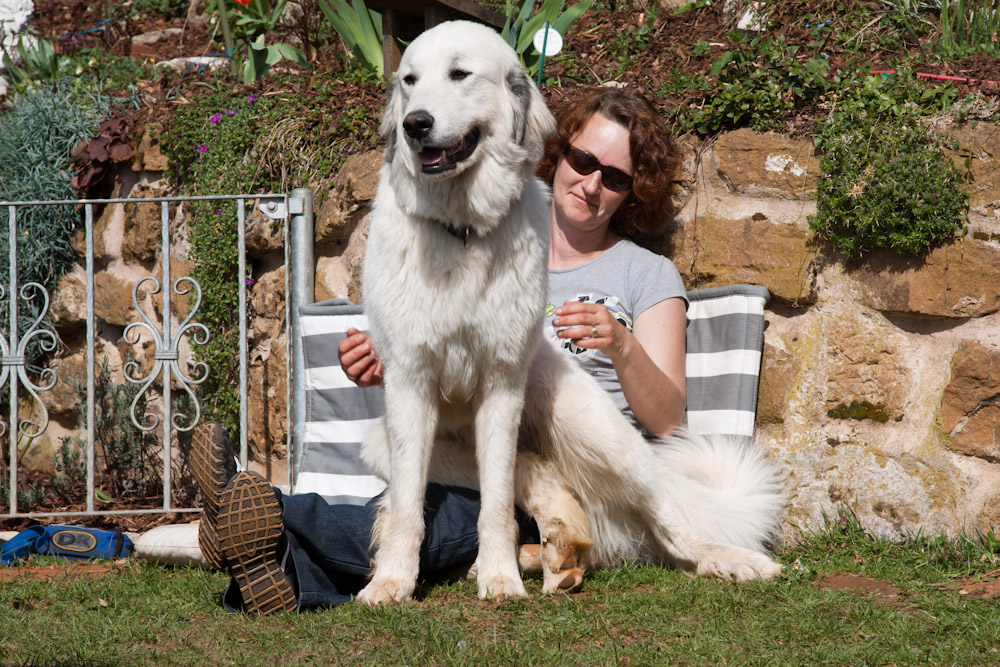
{"left": 358, "top": 21, "right": 783, "bottom": 606}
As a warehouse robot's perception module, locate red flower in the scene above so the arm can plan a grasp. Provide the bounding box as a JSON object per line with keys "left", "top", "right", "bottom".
{"left": 233, "top": 0, "right": 251, "bottom": 5}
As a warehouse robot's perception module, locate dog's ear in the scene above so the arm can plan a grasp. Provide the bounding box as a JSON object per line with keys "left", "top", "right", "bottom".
{"left": 380, "top": 77, "right": 403, "bottom": 163}
{"left": 506, "top": 69, "right": 556, "bottom": 159}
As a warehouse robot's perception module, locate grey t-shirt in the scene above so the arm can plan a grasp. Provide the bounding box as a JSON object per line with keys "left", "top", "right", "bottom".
{"left": 545, "top": 239, "right": 687, "bottom": 429}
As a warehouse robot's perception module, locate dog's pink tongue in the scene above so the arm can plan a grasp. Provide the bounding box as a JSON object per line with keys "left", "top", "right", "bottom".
{"left": 419, "top": 149, "right": 444, "bottom": 166}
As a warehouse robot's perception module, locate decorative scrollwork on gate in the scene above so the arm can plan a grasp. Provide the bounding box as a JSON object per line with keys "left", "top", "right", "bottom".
{"left": 0, "top": 283, "right": 58, "bottom": 439}
{"left": 122, "top": 276, "right": 210, "bottom": 433}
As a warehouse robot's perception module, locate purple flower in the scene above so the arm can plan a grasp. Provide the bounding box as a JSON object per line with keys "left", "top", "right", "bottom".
{"left": 197, "top": 145, "right": 208, "bottom": 152}
{"left": 247, "top": 95, "right": 256, "bottom": 102}
{"left": 215, "top": 209, "right": 222, "bottom": 215}
{"left": 229, "top": 109, "right": 237, "bottom": 115}
{"left": 209, "top": 113, "right": 222, "bottom": 123}
{"left": 246, "top": 278, "right": 256, "bottom": 287}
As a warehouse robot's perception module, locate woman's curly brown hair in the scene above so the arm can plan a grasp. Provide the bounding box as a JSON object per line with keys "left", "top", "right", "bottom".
{"left": 536, "top": 87, "right": 680, "bottom": 239}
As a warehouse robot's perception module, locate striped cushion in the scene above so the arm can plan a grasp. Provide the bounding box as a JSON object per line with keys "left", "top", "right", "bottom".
{"left": 292, "top": 285, "right": 770, "bottom": 504}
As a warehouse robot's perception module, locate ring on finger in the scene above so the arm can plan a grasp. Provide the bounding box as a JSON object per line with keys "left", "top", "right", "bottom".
{"left": 591, "top": 325, "right": 599, "bottom": 338}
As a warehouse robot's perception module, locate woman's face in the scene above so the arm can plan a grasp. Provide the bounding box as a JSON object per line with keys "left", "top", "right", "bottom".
{"left": 551, "top": 113, "right": 633, "bottom": 235}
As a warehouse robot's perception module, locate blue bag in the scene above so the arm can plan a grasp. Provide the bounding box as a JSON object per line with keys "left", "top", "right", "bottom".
{"left": 0, "top": 524, "right": 134, "bottom": 566}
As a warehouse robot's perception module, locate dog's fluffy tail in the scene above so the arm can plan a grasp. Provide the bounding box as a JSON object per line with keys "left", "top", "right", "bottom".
{"left": 652, "top": 430, "right": 785, "bottom": 552}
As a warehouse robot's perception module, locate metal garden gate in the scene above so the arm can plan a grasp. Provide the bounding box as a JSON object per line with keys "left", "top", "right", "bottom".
{"left": 0, "top": 188, "right": 314, "bottom": 519}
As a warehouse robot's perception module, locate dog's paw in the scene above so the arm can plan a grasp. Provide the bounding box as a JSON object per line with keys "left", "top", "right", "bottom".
{"left": 355, "top": 576, "right": 416, "bottom": 606}
{"left": 695, "top": 544, "right": 782, "bottom": 582}
{"left": 476, "top": 572, "right": 528, "bottom": 601}
{"left": 540, "top": 519, "right": 594, "bottom": 594}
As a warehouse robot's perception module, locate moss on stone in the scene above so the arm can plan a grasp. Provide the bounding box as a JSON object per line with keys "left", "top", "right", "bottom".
{"left": 827, "top": 400, "right": 891, "bottom": 423}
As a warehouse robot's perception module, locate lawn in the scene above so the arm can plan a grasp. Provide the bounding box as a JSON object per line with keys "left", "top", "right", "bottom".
{"left": 2, "top": 510, "right": 998, "bottom": 666}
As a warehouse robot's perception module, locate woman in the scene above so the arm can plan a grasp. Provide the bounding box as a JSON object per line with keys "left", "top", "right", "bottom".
{"left": 199, "top": 87, "right": 686, "bottom": 614}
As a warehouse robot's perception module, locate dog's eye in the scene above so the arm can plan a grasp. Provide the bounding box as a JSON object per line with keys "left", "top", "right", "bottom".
{"left": 402, "top": 74, "right": 417, "bottom": 86}
{"left": 449, "top": 69, "right": 471, "bottom": 81}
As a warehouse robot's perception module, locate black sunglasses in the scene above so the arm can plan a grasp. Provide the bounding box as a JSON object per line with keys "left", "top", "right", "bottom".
{"left": 563, "top": 146, "right": 633, "bottom": 192}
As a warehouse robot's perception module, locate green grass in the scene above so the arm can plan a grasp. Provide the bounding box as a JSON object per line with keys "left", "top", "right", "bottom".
{"left": 2, "top": 514, "right": 998, "bottom": 666}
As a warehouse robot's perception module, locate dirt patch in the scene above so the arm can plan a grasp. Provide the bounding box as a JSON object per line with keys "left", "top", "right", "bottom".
{"left": 0, "top": 560, "right": 123, "bottom": 583}
{"left": 940, "top": 568, "right": 1000, "bottom": 600}
{"left": 814, "top": 573, "right": 922, "bottom": 615}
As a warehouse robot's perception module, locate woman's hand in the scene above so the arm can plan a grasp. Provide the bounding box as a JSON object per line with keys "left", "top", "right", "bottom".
{"left": 553, "top": 298, "right": 687, "bottom": 438}
{"left": 337, "top": 328, "right": 384, "bottom": 387}
{"left": 552, "top": 301, "right": 625, "bottom": 355}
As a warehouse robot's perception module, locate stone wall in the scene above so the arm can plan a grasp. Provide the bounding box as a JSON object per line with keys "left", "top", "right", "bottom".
{"left": 33, "top": 121, "right": 1000, "bottom": 539}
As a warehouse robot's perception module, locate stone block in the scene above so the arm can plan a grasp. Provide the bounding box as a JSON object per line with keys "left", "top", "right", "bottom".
{"left": 941, "top": 120, "right": 1000, "bottom": 217}
{"left": 93, "top": 271, "right": 136, "bottom": 327}
{"left": 757, "top": 340, "right": 799, "bottom": 424}
{"left": 315, "top": 150, "right": 382, "bottom": 245}
{"left": 821, "top": 311, "right": 909, "bottom": 423}
{"left": 670, "top": 213, "right": 819, "bottom": 304}
{"left": 940, "top": 340, "right": 1000, "bottom": 463}
{"left": 713, "top": 129, "right": 819, "bottom": 200}
{"left": 850, "top": 240, "right": 1000, "bottom": 318}
{"left": 131, "top": 123, "right": 169, "bottom": 172}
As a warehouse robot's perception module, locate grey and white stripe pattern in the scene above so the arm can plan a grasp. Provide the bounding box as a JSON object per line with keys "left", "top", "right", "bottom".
{"left": 294, "top": 301, "right": 386, "bottom": 505}
{"left": 683, "top": 284, "right": 769, "bottom": 442}
{"left": 293, "top": 285, "right": 770, "bottom": 504}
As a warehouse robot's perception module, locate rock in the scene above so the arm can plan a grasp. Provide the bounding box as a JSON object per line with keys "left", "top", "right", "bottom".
{"left": 51, "top": 265, "right": 87, "bottom": 333}
{"left": 248, "top": 337, "right": 288, "bottom": 462}
{"left": 669, "top": 213, "right": 820, "bottom": 304}
{"left": 93, "top": 271, "right": 137, "bottom": 327}
{"left": 940, "top": 340, "right": 1000, "bottom": 462}
{"left": 155, "top": 56, "right": 228, "bottom": 73}
{"left": 774, "top": 436, "right": 965, "bottom": 540}
{"left": 315, "top": 213, "right": 371, "bottom": 303}
{"left": 315, "top": 151, "right": 382, "bottom": 245}
{"left": 44, "top": 340, "right": 125, "bottom": 421}
{"left": 757, "top": 340, "right": 799, "bottom": 424}
{"left": 941, "top": 120, "right": 1000, "bottom": 218}
{"left": 713, "top": 129, "right": 819, "bottom": 200}
{"left": 132, "top": 123, "right": 169, "bottom": 172}
{"left": 122, "top": 188, "right": 165, "bottom": 263}
{"left": 849, "top": 240, "right": 1000, "bottom": 318}
{"left": 132, "top": 28, "right": 183, "bottom": 46}
{"left": 821, "top": 311, "right": 909, "bottom": 423}
{"left": 245, "top": 204, "right": 285, "bottom": 257}
{"left": 249, "top": 265, "right": 286, "bottom": 346}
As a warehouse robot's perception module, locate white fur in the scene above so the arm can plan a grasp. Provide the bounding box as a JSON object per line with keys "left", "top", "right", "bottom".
{"left": 358, "top": 21, "right": 784, "bottom": 606}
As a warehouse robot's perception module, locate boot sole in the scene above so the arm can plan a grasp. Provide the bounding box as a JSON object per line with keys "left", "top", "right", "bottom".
{"left": 217, "top": 471, "right": 296, "bottom": 615}
{"left": 191, "top": 422, "right": 236, "bottom": 570}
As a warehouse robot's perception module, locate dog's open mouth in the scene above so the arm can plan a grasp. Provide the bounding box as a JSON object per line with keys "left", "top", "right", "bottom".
{"left": 418, "top": 128, "right": 480, "bottom": 174}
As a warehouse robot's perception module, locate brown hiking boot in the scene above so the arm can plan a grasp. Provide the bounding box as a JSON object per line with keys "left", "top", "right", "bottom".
{"left": 191, "top": 422, "right": 237, "bottom": 569}
{"left": 216, "top": 471, "right": 297, "bottom": 615}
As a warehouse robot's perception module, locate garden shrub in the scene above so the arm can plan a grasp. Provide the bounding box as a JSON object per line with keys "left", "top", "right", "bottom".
{"left": 0, "top": 82, "right": 105, "bottom": 374}
{"left": 809, "top": 74, "right": 969, "bottom": 258}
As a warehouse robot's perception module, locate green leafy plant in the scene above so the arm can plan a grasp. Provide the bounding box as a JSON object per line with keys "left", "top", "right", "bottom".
{"left": 665, "top": 31, "right": 832, "bottom": 134}
{"left": 1, "top": 34, "right": 60, "bottom": 84}
{"left": 318, "top": 0, "right": 383, "bottom": 77}
{"left": 937, "top": 0, "right": 1000, "bottom": 58}
{"left": 809, "top": 75, "right": 969, "bottom": 258}
{"left": 0, "top": 83, "right": 104, "bottom": 365}
{"left": 212, "top": 0, "right": 309, "bottom": 82}
{"left": 501, "top": 0, "right": 592, "bottom": 78}
{"left": 242, "top": 32, "right": 308, "bottom": 82}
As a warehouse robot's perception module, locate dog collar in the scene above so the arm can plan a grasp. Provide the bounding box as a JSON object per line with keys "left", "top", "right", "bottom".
{"left": 441, "top": 223, "right": 472, "bottom": 248}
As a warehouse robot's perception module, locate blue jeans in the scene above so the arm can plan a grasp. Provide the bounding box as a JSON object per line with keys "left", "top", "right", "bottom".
{"left": 224, "top": 484, "right": 539, "bottom": 610}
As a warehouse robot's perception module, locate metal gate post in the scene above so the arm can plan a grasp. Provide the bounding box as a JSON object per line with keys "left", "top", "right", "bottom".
{"left": 287, "top": 188, "right": 314, "bottom": 491}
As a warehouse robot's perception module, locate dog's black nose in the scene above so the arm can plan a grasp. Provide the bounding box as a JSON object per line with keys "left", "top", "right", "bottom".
{"left": 402, "top": 110, "right": 434, "bottom": 139}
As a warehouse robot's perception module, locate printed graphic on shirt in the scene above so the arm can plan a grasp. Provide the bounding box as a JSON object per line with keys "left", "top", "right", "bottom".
{"left": 546, "top": 294, "right": 633, "bottom": 360}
